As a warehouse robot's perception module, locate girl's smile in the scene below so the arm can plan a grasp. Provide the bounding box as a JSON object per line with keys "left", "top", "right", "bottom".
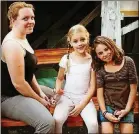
{"left": 70, "top": 32, "right": 88, "bottom": 55}
{"left": 95, "top": 44, "right": 113, "bottom": 63}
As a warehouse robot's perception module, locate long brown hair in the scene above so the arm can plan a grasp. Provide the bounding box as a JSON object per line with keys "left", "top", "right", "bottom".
{"left": 91, "top": 36, "right": 124, "bottom": 71}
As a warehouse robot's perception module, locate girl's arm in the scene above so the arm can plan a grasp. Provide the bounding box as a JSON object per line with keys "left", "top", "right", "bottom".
{"left": 97, "top": 87, "right": 106, "bottom": 113}
{"left": 55, "top": 67, "right": 65, "bottom": 94}
{"left": 124, "top": 57, "right": 138, "bottom": 113}
{"left": 117, "top": 57, "right": 138, "bottom": 119}
{"left": 117, "top": 84, "right": 137, "bottom": 119}
{"left": 79, "top": 70, "right": 96, "bottom": 108}
{"left": 3, "top": 41, "right": 49, "bottom": 107}
{"left": 97, "top": 71, "right": 119, "bottom": 122}
{"left": 97, "top": 87, "right": 119, "bottom": 122}
{"left": 125, "top": 84, "right": 137, "bottom": 112}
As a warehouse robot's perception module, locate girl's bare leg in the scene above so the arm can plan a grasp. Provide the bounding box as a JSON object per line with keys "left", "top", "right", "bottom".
{"left": 101, "top": 122, "right": 114, "bottom": 133}
{"left": 120, "top": 123, "right": 133, "bottom": 134}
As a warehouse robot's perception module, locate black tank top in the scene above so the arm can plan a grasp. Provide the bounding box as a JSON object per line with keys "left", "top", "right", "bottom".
{"left": 1, "top": 50, "right": 37, "bottom": 97}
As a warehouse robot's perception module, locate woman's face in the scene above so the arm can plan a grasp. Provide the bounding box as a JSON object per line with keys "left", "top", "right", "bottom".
{"left": 70, "top": 32, "right": 88, "bottom": 54}
{"left": 95, "top": 44, "right": 113, "bottom": 63}
{"left": 14, "top": 7, "right": 35, "bottom": 35}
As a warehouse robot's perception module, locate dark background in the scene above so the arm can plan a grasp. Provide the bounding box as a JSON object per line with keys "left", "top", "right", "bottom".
{"left": 1, "top": 1, "right": 139, "bottom": 75}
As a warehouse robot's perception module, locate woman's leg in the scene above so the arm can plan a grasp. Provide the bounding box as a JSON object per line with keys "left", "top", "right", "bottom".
{"left": 80, "top": 101, "right": 98, "bottom": 133}
{"left": 53, "top": 95, "right": 74, "bottom": 133}
{"left": 120, "top": 123, "right": 133, "bottom": 133}
{"left": 101, "top": 122, "right": 114, "bottom": 133}
{"left": 40, "top": 85, "right": 54, "bottom": 97}
{"left": 1, "top": 95, "right": 55, "bottom": 134}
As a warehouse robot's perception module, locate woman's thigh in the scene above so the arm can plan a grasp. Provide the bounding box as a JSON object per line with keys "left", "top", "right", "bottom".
{"left": 1, "top": 95, "right": 54, "bottom": 126}
{"left": 40, "top": 85, "right": 54, "bottom": 97}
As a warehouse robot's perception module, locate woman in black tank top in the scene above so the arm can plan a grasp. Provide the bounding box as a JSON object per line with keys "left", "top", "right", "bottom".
{"left": 1, "top": 2, "right": 55, "bottom": 133}
{"left": 1, "top": 50, "right": 37, "bottom": 97}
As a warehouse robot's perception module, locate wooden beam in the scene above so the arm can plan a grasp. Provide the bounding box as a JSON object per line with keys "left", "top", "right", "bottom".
{"left": 120, "top": 10, "right": 139, "bottom": 17}
{"left": 79, "top": 4, "right": 101, "bottom": 27}
{"left": 120, "top": 1, "right": 138, "bottom": 17}
{"left": 121, "top": 20, "right": 139, "bottom": 35}
{"left": 32, "top": 2, "right": 86, "bottom": 49}
{"left": 35, "top": 48, "right": 69, "bottom": 65}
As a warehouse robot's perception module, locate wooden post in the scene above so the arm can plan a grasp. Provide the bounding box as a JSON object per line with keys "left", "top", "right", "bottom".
{"left": 101, "top": 1, "right": 123, "bottom": 48}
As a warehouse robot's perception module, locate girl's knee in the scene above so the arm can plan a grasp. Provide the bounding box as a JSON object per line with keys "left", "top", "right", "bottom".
{"left": 53, "top": 114, "right": 67, "bottom": 125}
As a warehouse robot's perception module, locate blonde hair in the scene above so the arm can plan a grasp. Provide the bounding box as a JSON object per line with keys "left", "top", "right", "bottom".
{"left": 65, "top": 24, "right": 90, "bottom": 73}
{"left": 7, "top": 2, "right": 34, "bottom": 29}
{"left": 67, "top": 24, "right": 90, "bottom": 43}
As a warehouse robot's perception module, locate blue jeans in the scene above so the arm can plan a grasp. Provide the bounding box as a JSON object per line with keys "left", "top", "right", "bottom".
{"left": 99, "top": 105, "right": 134, "bottom": 123}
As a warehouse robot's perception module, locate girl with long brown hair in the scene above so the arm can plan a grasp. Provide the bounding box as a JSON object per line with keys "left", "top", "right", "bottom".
{"left": 92, "top": 36, "right": 138, "bottom": 133}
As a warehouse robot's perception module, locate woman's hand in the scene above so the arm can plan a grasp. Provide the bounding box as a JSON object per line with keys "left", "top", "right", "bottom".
{"left": 69, "top": 104, "right": 84, "bottom": 117}
{"left": 39, "top": 91, "right": 51, "bottom": 108}
{"left": 105, "top": 112, "right": 120, "bottom": 122}
{"left": 39, "top": 97, "right": 50, "bottom": 109}
{"left": 40, "top": 91, "right": 48, "bottom": 99}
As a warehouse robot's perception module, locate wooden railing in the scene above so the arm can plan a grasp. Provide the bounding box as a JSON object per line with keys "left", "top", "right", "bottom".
{"left": 35, "top": 48, "right": 70, "bottom": 65}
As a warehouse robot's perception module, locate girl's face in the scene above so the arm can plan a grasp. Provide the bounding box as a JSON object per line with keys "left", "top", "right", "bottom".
{"left": 14, "top": 7, "right": 35, "bottom": 35}
{"left": 95, "top": 44, "right": 113, "bottom": 63}
{"left": 70, "top": 32, "right": 88, "bottom": 54}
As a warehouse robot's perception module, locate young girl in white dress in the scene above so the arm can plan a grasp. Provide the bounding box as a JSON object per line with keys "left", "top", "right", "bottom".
{"left": 53, "top": 24, "right": 98, "bottom": 133}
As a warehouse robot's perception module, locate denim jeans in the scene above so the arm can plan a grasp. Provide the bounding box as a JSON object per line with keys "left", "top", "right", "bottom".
{"left": 99, "top": 105, "right": 134, "bottom": 123}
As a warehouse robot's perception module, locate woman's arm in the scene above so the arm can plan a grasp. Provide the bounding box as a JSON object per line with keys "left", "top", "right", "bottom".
{"left": 3, "top": 41, "right": 49, "bottom": 107}
{"left": 31, "top": 75, "right": 42, "bottom": 95}
{"left": 31, "top": 75, "right": 54, "bottom": 98}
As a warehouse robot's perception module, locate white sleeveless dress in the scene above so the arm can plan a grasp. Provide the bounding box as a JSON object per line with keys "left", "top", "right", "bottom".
{"left": 59, "top": 54, "right": 92, "bottom": 104}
